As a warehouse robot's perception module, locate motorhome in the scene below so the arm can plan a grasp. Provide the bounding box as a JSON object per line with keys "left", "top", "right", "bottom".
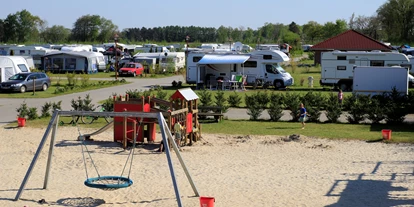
{"left": 320, "top": 51, "right": 410, "bottom": 91}
{"left": 134, "top": 45, "right": 169, "bottom": 53}
{"left": 353, "top": 66, "right": 408, "bottom": 96}
{"left": 133, "top": 52, "right": 185, "bottom": 71}
{"left": 186, "top": 50, "right": 293, "bottom": 89}
{"left": 133, "top": 57, "right": 156, "bottom": 73}
{"left": 7, "top": 46, "right": 58, "bottom": 68}
{"left": 0, "top": 56, "right": 31, "bottom": 82}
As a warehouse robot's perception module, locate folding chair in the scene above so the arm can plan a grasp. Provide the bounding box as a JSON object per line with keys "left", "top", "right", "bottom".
{"left": 209, "top": 76, "right": 218, "bottom": 90}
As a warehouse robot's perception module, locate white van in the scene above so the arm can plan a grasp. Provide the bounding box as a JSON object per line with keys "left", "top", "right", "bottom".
{"left": 0, "top": 56, "right": 31, "bottom": 82}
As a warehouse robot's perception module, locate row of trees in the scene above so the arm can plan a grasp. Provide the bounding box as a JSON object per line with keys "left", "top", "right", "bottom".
{"left": 0, "top": 0, "right": 413, "bottom": 46}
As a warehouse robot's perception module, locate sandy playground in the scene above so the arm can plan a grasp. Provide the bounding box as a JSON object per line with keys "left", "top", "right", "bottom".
{"left": 1, "top": 124, "right": 414, "bottom": 207}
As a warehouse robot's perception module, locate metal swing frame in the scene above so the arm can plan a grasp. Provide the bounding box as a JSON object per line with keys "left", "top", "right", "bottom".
{"left": 14, "top": 110, "right": 199, "bottom": 207}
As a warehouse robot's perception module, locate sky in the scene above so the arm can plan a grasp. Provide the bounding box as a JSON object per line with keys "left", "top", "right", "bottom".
{"left": 1, "top": 0, "right": 387, "bottom": 30}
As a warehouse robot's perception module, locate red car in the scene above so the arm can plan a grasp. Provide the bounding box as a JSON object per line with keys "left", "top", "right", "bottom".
{"left": 118, "top": 62, "right": 144, "bottom": 77}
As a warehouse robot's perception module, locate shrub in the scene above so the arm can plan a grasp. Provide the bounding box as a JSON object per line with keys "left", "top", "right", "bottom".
{"left": 177, "top": 81, "right": 182, "bottom": 87}
{"left": 301, "top": 91, "right": 325, "bottom": 122}
{"left": 198, "top": 89, "right": 213, "bottom": 106}
{"left": 16, "top": 101, "right": 30, "bottom": 118}
{"left": 52, "top": 101, "right": 62, "bottom": 113}
{"left": 80, "top": 73, "right": 90, "bottom": 87}
{"left": 126, "top": 89, "right": 142, "bottom": 99}
{"left": 366, "top": 95, "right": 387, "bottom": 124}
{"left": 28, "top": 107, "right": 39, "bottom": 120}
{"left": 155, "top": 86, "right": 168, "bottom": 100}
{"left": 66, "top": 72, "right": 76, "bottom": 86}
{"left": 227, "top": 91, "right": 242, "bottom": 107}
{"left": 255, "top": 91, "right": 269, "bottom": 108}
{"left": 214, "top": 90, "right": 229, "bottom": 113}
{"left": 324, "top": 93, "right": 342, "bottom": 123}
{"left": 285, "top": 92, "right": 302, "bottom": 121}
{"left": 308, "top": 52, "right": 315, "bottom": 60}
{"left": 41, "top": 102, "right": 52, "bottom": 117}
{"left": 344, "top": 93, "right": 369, "bottom": 124}
{"left": 142, "top": 89, "right": 152, "bottom": 98}
{"left": 384, "top": 88, "right": 409, "bottom": 124}
{"left": 102, "top": 97, "right": 114, "bottom": 112}
{"left": 268, "top": 92, "right": 284, "bottom": 121}
{"left": 172, "top": 80, "right": 178, "bottom": 87}
{"left": 245, "top": 93, "right": 263, "bottom": 120}
{"left": 71, "top": 94, "right": 94, "bottom": 111}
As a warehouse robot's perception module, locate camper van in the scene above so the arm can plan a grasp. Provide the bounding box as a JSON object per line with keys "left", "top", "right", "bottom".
{"left": 133, "top": 57, "right": 156, "bottom": 73}
{"left": 320, "top": 51, "right": 410, "bottom": 91}
{"left": 133, "top": 52, "right": 185, "bottom": 72}
{"left": 186, "top": 50, "right": 293, "bottom": 89}
{"left": 0, "top": 56, "right": 31, "bottom": 82}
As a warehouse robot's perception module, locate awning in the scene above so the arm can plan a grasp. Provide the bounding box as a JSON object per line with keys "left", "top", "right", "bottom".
{"left": 198, "top": 54, "right": 250, "bottom": 64}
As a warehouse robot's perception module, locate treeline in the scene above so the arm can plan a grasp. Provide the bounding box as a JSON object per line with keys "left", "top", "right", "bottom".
{"left": 0, "top": 0, "right": 412, "bottom": 46}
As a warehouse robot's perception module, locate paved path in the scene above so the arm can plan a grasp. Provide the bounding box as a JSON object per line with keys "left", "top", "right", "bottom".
{"left": 1, "top": 75, "right": 413, "bottom": 124}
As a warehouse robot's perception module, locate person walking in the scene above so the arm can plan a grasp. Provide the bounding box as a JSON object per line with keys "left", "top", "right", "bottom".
{"left": 298, "top": 103, "right": 308, "bottom": 129}
{"left": 338, "top": 89, "right": 343, "bottom": 105}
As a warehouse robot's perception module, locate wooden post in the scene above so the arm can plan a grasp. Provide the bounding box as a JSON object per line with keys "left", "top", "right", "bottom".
{"left": 123, "top": 117, "right": 127, "bottom": 149}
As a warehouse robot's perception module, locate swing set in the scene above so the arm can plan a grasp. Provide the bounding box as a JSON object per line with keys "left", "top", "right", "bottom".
{"left": 14, "top": 110, "right": 199, "bottom": 207}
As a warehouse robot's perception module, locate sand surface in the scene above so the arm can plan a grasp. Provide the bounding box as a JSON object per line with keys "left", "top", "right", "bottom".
{"left": 1, "top": 125, "right": 414, "bottom": 207}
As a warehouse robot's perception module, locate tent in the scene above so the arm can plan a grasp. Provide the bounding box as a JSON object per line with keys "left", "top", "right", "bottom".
{"left": 42, "top": 51, "right": 100, "bottom": 74}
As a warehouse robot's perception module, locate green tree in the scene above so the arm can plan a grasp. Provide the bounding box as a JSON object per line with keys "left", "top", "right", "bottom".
{"left": 288, "top": 21, "right": 301, "bottom": 34}
{"left": 0, "top": 19, "right": 4, "bottom": 42}
{"left": 322, "top": 19, "right": 348, "bottom": 40}
{"left": 3, "top": 13, "right": 19, "bottom": 43}
{"left": 15, "top": 9, "right": 44, "bottom": 43}
{"left": 97, "top": 17, "right": 118, "bottom": 42}
{"left": 302, "top": 21, "right": 323, "bottom": 44}
{"left": 41, "top": 25, "right": 70, "bottom": 43}
{"left": 377, "top": 0, "right": 414, "bottom": 42}
{"left": 71, "top": 15, "right": 102, "bottom": 42}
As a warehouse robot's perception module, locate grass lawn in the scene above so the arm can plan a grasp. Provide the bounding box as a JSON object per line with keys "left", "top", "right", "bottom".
{"left": 0, "top": 79, "right": 129, "bottom": 98}
{"left": 10, "top": 117, "right": 414, "bottom": 143}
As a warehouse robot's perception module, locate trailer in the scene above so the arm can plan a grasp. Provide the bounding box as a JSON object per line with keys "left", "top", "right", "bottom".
{"left": 353, "top": 66, "right": 408, "bottom": 96}
{"left": 0, "top": 56, "right": 31, "bottom": 82}
{"left": 133, "top": 52, "right": 185, "bottom": 72}
{"left": 186, "top": 50, "right": 293, "bottom": 89}
{"left": 320, "top": 51, "right": 410, "bottom": 91}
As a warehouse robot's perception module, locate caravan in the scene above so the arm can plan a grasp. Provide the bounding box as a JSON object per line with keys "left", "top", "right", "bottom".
{"left": 133, "top": 52, "right": 185, "bottom": 72}
{"left": 186, "top": 50, "right": 293, "bottom": 89}
{"left": 320, "top": 51, "right": 410, "bottom": 91}
{"left": 0, "top": 56, "right": 31, "bottom": 83}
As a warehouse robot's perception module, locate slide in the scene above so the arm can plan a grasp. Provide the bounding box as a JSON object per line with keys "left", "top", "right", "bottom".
{"left": 80, "top": 121, "right": 114, "bottom": 140}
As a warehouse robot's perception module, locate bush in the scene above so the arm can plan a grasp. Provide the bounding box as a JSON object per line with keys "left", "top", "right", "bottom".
{"left": 16, "top": 101, "right": 30, "bottom": 118}
{"left": 52, "top": 101, "right": 62, "bottom": 113}
{"left": 384, "top": 88, "right": 409, "bottom": 124}
{"left": 80, "top": 73, "right": 90, "bottom": 87}
{"left": 308, "top": 52, "right": 315, "bottom": 60}
{"left": 198, "top": 89, "right": 213, "bottom": 106}
{"left": 227, "top": 91, "right": 242, "bottom": 107}
{"left": 102, "top": 97, "right": 114, "bottom": 112}
{"left": 268, "top": 92, "right": 284, "bottom": 121}
{"left": 255, "top": 91, "right": 269, "bottom": 108}
{"left": 126, "top": 89, "right": 142, "bottom": 99}
{"left": 245, "top": 93, "right": 264, "bottom": 120}
{"left": 344, "top": 93, "right": 369, "bottom": 124}
{"left": 66, "top": 72, "right": 76, "bottom": 86}
{"left": 214, "top": 90, "right": 229, "bottom": 113}
{"left": 28, "top": 107, "right": 39, "bottom": 120}
{"left": 285, "top": 92, "right": 302, "bottom": 121}
{"left": 71, "top": 94, "right": 95, "bottom": 111}
{"left": 301, "top": 91, "right": 325, "bottom": 122}
{"left": 172, "top": 80, "right": 178, "bottom": 87}
{"left": 324, "top": 93, "right": 342, "bottom": 123}
{"left": 155, "top": 86, "right": 168, "bottom": 100}
{"left": 41, "top": 102, "right": 52, "bottom": 117}
{"left": 366, "top": 95, "right": 387, "bottom": 124}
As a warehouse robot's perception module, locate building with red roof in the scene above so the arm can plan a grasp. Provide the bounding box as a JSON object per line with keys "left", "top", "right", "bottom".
{"left": 310, "top": 30, "right": 392, "bottom": 64}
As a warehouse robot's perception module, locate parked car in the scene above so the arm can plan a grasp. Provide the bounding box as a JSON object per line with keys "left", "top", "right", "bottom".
{"left": 0, "top": 72, "right": 51, "bottom": 93}
{"left": 118, "top": 62, "right": 144, "bottom": 77}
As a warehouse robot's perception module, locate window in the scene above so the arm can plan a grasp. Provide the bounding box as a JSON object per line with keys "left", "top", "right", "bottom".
{"left": 193, "top": 56, "right": 202, "bottom": 62}
{"left": 52, "top": 58, "right": 64, "bottom": 70}
{"left": 266, "top": 65, "right": 273, "bottom": 73}
{"left": 19, "top": 50, "right": 26, "bottom": 55}
{"left": 337, "top": 56, "right": 346, "bottom": 60}
{"left": 263, "top": 55, "right": 272, "bottom": 60}
{"left": 337, "top": 66, "right": 346, "bottom": 70}
{"left": 349, "top": 59, "right": 355, "bottom": 64}
{"left": 65, "top": 58, "right": 77, "bottom": 69}
{"left": 242, "top": 61, "right": 257, "bottom": 68}
{"left": 370, "top": 60, "right": 384, "bottom": 66}
{"left": 17, "top": 64, "right": 29, "bottom": 72}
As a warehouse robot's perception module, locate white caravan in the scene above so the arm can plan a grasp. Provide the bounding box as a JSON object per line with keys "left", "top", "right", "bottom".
{"left": 186, "top": 50, "right": 293, "bottom": 89}
{"left": 320, "top": 51, "right": 410, "bottom": 91}
{"left": 133, "top": 52, "right": 185, "bottom": 71}
{"left": 353, "top": 66, "right": 408, "bottom": 96}
{"left": 0, "top": 56, "right": 31, "bottom": 82}
{"left": 133, "top": 57, "right": 156, "bottom": 72}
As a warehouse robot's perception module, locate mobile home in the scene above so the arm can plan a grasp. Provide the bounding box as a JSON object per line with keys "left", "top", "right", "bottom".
{"left": 133, "top": 52, "right": 185, "bottom": 71}
{"left": 0, "top": 56, "right": 31, "bottom": 82}
{"left": 320, "top": 51, "right": 410, "bottom": 91}
{"left": 42, "top": 51, "right": 102, "bottom": 74}
{"left": 133, "top": 57, "right": 156, "bottom": 72}
{"left": 186, "top": 50, "right": 293, "bottom": 89}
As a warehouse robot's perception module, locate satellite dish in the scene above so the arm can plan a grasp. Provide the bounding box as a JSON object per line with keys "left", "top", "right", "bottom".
{"left": 234, "top": 42, "right": 243, "bottom": 52}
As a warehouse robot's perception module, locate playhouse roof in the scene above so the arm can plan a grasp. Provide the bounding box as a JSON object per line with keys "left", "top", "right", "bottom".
{"left": 170, "top": 88, "right": 199, "bottom": 101}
